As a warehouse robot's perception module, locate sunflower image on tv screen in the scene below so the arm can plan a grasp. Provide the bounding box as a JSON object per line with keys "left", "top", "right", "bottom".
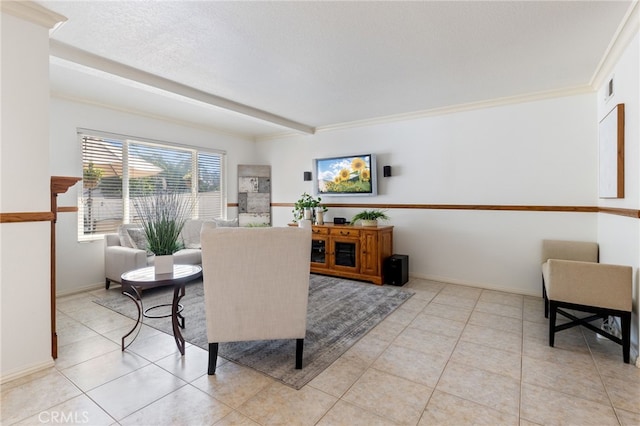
{"left": 317, "top": 156, "right": 372, "bottom": 193}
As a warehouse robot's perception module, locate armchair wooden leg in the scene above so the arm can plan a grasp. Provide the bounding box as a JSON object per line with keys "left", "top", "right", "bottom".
{"left": 548, "top": 301, "right": 557, "bottom": 347}
{"left": 105, "top": 278, "right": 110, "bottom": 290}
{"left": 542, "top": 277, "right": 549, "bottom": 319}
{"left": 295, "top": 339, "right": 304, "bottom": 369}
{"left": 208, "top": 343, "right": 219, "bottom": 375}
{"left": 622, "top": 313, "right": 631, "bottom": 364}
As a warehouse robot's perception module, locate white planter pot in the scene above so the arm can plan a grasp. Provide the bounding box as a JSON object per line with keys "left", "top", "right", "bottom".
{"left": 303, "top": 208, "right": 313, "bottom": 220}
{"left": 154, "top": 255, "right": 174, "bottom": 275}
{"left": 298, "top": 219, "right": 312, "bottom": 229}
{"left": 360, "top": 219, "right": 378, "bottom": 227}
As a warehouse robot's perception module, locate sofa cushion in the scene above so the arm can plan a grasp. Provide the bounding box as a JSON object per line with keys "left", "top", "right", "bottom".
{"left": 126, "top": 227, "right": 148, "bottom": 252}
{"left": 181, "top": 219, "right": 204, "bottom": 249}
{"left": 213, "top": 217, "right": 238, "bottom": 227}
{"left": 117, "top": 224, "right": 142, "bottom": 248}
{"left": 174, "top": 248, "right": 202, "bottom": 265}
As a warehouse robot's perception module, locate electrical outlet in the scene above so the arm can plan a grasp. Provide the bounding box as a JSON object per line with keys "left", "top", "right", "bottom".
{"left": 598, "top": 316, "right": 621, "bottom": 339}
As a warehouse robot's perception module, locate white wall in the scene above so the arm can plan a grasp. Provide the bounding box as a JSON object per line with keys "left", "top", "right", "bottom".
{"left": 596, "top": 32, "right": 640, "bottom": 361}
{"left": 258, "top": 93, "right": 599, "bottom": 297}
{"left": 1, "top": 12, "right": 55, "bottom": 379}
{"left": 50, "top": 97, "right": 258, "bottom": 294}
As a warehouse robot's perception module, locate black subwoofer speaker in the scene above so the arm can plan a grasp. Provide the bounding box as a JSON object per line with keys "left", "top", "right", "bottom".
{"left": 384, "top": 254, "right": 409, "bottom": 286}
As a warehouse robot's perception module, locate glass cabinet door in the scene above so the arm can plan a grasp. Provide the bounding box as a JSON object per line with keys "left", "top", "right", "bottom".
{"left": 330, "top": 237, "right": 360, "bottom": 272}
{"left": 334, "top": 242, "right": 356, "bottom": 267}
{"left": 311, "top": 238, "right": 327, "bottom": 264}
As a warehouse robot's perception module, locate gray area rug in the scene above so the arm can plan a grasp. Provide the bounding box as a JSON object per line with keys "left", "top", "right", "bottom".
{"left": 95, "top": 274, "right": 413, "bottom": 389}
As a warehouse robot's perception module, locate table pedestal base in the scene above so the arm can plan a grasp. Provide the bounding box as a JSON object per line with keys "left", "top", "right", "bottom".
{"left": 121, "top": 282, "right": 186, "bottom": 355}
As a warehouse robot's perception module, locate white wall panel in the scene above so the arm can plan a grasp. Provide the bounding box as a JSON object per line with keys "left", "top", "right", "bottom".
{"left": 259, "top": 94, "right": 599, "bottom": 296}
{"left": 1, "top": 12, "right": 54, "bottom": 380}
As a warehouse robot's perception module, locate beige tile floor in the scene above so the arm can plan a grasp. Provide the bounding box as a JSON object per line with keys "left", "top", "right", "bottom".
{"left": 2, "top": 278, "right": 639, "bottom": 425}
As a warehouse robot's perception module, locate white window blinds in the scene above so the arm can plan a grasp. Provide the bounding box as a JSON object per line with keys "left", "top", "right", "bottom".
{"left": 79, "top": 132, "right": 225, "bottom": 239}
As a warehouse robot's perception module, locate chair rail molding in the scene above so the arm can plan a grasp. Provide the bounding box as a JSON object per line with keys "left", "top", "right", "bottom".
{"left": 272, "top": 202, "right": 640, "bottom": 218}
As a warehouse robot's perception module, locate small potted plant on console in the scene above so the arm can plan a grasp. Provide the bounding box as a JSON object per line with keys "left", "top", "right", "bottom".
{"left": 292, "top": 192, "right": 326, "bottom": 223}
{"left": 351, "top": 209, "right": 389, "bottom": 227}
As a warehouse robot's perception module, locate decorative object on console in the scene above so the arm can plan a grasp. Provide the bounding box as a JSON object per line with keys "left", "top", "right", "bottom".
{"left": 292, "top": 192, "right": 326, "bottom": 223}
{"left": 314, "top": 206, "right": 324, "bottom": 225}
{"left": 298, "top": 219, "right": 312, "bottom": 229}
{"left": 312, "top": 153, "right": 377, "bottom": 196}
{"left": 351, "top": 209, "right": 390, "bottom": 227}
{"left": 132, "top": 190, "right": 194, "bottom": 274}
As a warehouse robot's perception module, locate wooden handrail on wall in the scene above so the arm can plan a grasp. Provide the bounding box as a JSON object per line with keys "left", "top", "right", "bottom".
{"left": 268, "top": 203, "right": 639, "bottom": 218}
{"left": 2, "top": 203, "right": 636, "bottom": 224}
{"left": 49, "top": 176, "right": 82, "bottom": 359}
{"left": 0, "top": 178, "right": 82, "bottom": 359}
{"left": 0, "top": 212, "right": 55, "bottom": 223}
{"left": 0, "top": 207, "right": 78, "bottom": 223}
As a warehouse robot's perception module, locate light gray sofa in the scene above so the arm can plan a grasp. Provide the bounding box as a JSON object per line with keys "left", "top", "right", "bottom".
{"left": 104, "top": 218, "right": 236, "bottom": 288}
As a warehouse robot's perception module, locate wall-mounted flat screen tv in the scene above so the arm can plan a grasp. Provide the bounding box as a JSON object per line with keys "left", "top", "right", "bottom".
{"left": 312, "top": 153, "right": 377, "bottom": 196}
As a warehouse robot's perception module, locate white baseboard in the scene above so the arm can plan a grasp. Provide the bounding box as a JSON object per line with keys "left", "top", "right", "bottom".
{"left": 1, "top": 359, "right": 55, "bottom": 385}
{"left": 56, "top": 282, "right": 106, "bottom": 297}
{"left": 408, "top": 273, "right": 540, "bottom": 297}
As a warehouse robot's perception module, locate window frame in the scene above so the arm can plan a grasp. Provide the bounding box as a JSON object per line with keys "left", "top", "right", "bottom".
{"left": 77, "top": 129, "right": 226, "bottom": 242}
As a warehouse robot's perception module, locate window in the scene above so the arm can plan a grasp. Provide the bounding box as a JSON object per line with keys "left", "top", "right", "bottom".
{"left": 79, "top": 131, "right": 225, "bottom": 240}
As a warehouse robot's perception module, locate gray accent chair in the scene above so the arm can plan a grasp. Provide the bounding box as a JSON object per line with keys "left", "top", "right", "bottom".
{"left": 200, "top": 226, "right": 312, "bottom": 374}
{"left": 541, "top": 239, "right": 632, "bottom": 363}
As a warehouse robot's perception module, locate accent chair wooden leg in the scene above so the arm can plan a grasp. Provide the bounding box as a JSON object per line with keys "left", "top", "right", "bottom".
{"left": 548, "top": 301, "right": 557, "bottom": 347}
{"left": 105, "top": 278, "right": 110, "bottom": 290}
{"left": 542, "top": 277, "right": 549, "bottom": 319}
{"left": 295, "top": 338, "right": 304, "bottom": 369}
{"left": 621, "top": 313, "right": 631, "bottom": 364}
{"left": 208, "top": 343, "right": 219, "bottom": 375}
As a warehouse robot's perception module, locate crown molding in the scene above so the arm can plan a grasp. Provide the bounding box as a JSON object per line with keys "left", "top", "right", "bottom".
{"left": 49, "top": 40, "right": 315, "bottom": 136}
{"left": 1, "top": 1, "right": 66, "bottom": 29}
{"left": 590, "top": 1, "right": 640, "bottom": 89}
{"left": 255, "top": 85, "right": 594, "bottom": 141}
{"left": 315, "top": 85, "right": 594, "bottom": 134}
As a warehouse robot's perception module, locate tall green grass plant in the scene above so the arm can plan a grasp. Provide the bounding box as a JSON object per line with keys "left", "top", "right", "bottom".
{"left": 132, "top": 191, "right": 194, "bottom": 255}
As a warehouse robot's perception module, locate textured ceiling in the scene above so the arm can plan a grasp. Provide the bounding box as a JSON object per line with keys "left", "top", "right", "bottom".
{"left": 39, "top": 1, "right": 634, "bottom": 139}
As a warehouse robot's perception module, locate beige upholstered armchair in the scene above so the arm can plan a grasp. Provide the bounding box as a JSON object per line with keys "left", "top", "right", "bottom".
{"left": 200, "top": 226, "right": 312, "bottom": 374}
{"left": 541, "top": 239, "right": 632, "bottom": 363}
